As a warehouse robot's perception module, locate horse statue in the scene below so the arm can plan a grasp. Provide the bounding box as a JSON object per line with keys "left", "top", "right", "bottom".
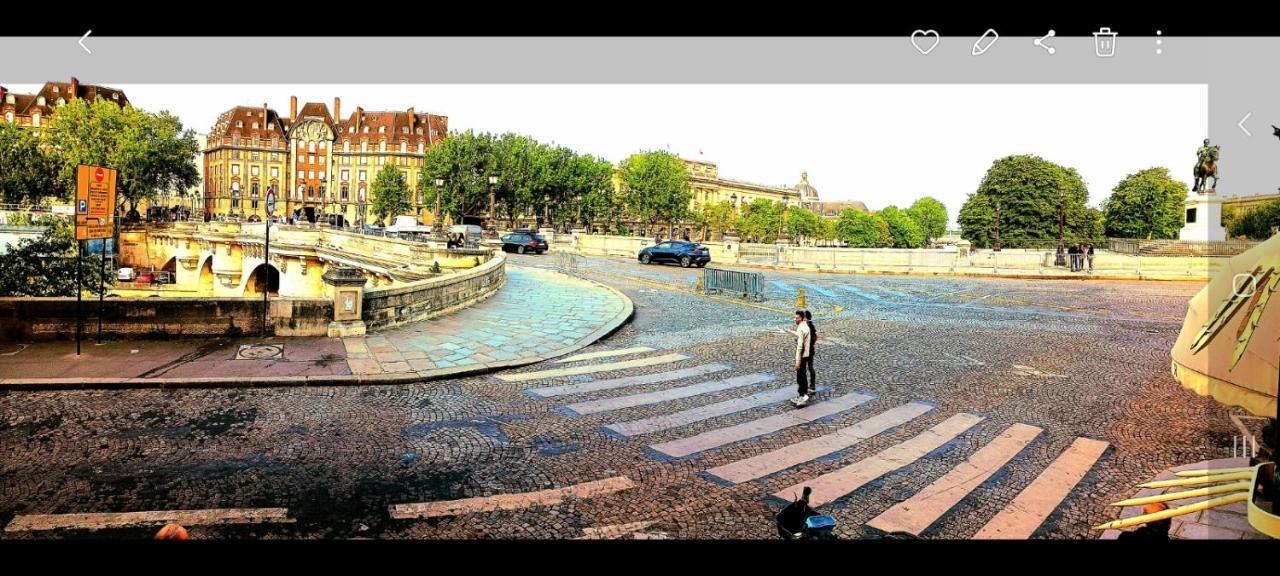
{"left": 1193, "top": 139, "right": 1220, "bottom": 193}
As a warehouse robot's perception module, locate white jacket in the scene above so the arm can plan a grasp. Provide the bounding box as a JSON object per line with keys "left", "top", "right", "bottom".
{"left": 794, "top": 322, "right": 811, "bottom": 364}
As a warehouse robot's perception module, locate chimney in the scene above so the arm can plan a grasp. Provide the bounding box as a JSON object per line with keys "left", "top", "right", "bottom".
{"left": 290, "top": 96, "right": 298, "bottom": 123}
{"left": 263, "top": 103, "right": 268, "bottom": 129}
{"left": 333, "top": 97, "right": 341, "bottom": 124}
{"left": 69, "top": 77, "right": 79, "bottom": 100}
{"left": 355, "top": 107, "right": 363, "bottom": 133}
{"left": 407, "top": 107, "right": 415, "bottom": 132}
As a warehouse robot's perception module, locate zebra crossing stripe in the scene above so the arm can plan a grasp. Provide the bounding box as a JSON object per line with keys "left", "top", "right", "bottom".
{"left": 648, "top": 392, "right": 875, "bottom": 459}
{"left": 524, "top": 363, "right": 731, "bottom": 398}
{"left": 495, "top": 353, "right": 690, "bottom": 382}
{"left": 4, "top": 508, "right": 294, "bottom": 532}
{"left": 866, "top": 423, "right": 1043, "bottom": 535}
{"left": 389, "top": 476, "right": 636, "bottom": 520}
{"left": 560, "top": 373, "right": 775, "bottom": 416}
{"left": 836, "top": 285, "right": 882, "bottom": 301}
{"left": 772, "top": 412, "right": 984, "bottom": 508}
{"left": 971, "top": 437, "right": 1110, "bottom": 539}
{"left": 555, "top": 346, "right": 656, "bottom": 364}
{"left": 802, "top": 283, "right": 838, "bottom": 299}
{"left": 703, "top": 401, "right": 934, "bottom": 485}
{"left": 770, "top": 280, "right": 792, "bottom": 292}
{"left": 875, "top": 286, "right": 911, "bottom": 299}
{"left": 603, "top": 386, "right": 815, "bottom": 438}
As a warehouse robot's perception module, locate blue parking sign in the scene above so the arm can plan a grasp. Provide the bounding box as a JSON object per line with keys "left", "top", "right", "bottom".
{"left": 78, "top": 199, "right": 88, "bottom": 213}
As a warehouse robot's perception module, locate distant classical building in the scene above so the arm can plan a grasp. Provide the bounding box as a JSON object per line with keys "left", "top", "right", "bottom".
{"left": 795, "top": 171, "right": 867, "bottom": 219}
{"left": 203, "top": 96, "right": 447, "bottom": 225}
{"left": 0, "top": 77, "right": 128, "bottom": 128}
{"left": 685, "top": 159, "right": 800, "bottom": 210}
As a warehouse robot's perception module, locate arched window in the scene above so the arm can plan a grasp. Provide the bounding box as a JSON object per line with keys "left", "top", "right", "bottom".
{"left": 341, "top": 183, "right": 349, "bottom": 200}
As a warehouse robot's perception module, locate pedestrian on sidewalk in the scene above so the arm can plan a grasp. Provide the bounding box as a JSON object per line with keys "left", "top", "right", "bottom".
{"left": 804, "top": 310, "right": 817, "bottom": 395}
{"left": 1068, "top": 244, "right": 1080, "bottom": 271}
{"left": 791, "top": 310, "right": 813, "bottom": 405}
{"left": 1087, "top": 244, "right": 1095, "bottom": 272}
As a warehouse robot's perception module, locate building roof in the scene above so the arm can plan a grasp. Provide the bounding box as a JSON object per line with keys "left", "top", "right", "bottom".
{"left": 2, "top": 78, "right": 128, "bottom": 117}
{"left": 208, "top": 106, "right": 288, "bottom": 142}
{"left": 336, "top": 109, "right": 447, "bottom": 147}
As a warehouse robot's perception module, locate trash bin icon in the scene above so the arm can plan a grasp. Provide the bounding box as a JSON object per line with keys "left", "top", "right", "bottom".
{"left": 1094, "top": 27, "right": 1117, "bottom": 57}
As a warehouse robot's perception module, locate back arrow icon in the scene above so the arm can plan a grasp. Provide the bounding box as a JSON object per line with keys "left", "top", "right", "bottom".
{"left": 79, "top": 30, "right": 92, "bottom": 54}
{"left": 1239, "top": 112, "right": 1252, "bottom": 137}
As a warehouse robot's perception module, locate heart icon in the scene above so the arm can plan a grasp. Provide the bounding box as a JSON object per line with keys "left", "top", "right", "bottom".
{"left": 911, "top": 29, "right": 940, "bottom": 55}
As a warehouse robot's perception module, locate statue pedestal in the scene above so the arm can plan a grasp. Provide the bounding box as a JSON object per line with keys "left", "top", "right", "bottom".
{"left": 323, "top": 266, "right": 367, "bottom": 338}
{"left": 1179, "top": 190, "right": 1227, "bottom": 242}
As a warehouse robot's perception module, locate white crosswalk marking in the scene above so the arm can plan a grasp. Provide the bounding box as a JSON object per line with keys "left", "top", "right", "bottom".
{"left": 603, "top": 386, "right": 801, "bottom": 437}
{"left": 866, "top": 423, "right": 1042, "bottom": 535}
{"left": 4, "top": 508, "right": 294, "bottom": 532}
{"left": 971, "top": 437, "right": 1110, "bottom": 539}
{"left": 703, "top": 402, "right": 934, "bottom": 485}
{"left": 649, "top": 392, "right": 874, "bottom": 459}
{"left": 525, "top": 363, "right": 731, "bottom": 398}
{"left": 555, "top": 346, "right": 656, "bottom": 364}
{"left": 772, "top": 413, "right": 984, "bottom": 507}
{"left": 496, "top": 353, "right": 690, "bottom": 382}
{"left": 561, "top": 373, "right": 775, "bottom": 416}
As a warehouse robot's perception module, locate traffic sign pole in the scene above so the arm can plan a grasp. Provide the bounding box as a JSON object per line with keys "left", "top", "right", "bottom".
{"left": 76, "top": 239, "right": 83, "bottom": 356}
{"left": 263, "top": 190, "right": 276, "bottom": 338}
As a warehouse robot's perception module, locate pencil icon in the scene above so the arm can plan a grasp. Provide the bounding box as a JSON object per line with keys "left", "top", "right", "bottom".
{"left": 972, "top": 29, "right": 998, "bottom": 56}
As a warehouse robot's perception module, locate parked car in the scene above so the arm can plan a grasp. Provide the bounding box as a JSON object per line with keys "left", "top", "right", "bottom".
{"left": 500, "top": 232, "right": 548, "bottom": 254}
{"left": 136, "top": 271, "right": 155, "bottom": 285}
{"left": 638, "top": 241, "right": 710, "bottom": 268}
{"left": 117, "top": 267, "right": 136, "bottom": 281}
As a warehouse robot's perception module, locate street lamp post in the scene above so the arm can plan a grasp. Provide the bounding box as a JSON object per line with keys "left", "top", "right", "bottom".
{"left": 1054, "top": 185, "right": 1067, "bottom": 266}
{"left": 487, "top": 175, "right": 498, "bottom": 238}
{"left": 993, "top": 199, "right": 1002, "bottom": 252}
{"left": 779, "top": 196, "right": 790, "bottom": 242}
{"left": 543, "top": 194, "right": 550, "bottom": 229}
{"left": 433, "top": 177, "right": 445, "bottom": 240}
{"left": 319, "top": 177, "right": 327, "bottom": 227}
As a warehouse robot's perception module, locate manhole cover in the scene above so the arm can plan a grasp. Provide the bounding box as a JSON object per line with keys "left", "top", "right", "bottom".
{"left": 236, "top": 344, "right": 284, "bottom": 360}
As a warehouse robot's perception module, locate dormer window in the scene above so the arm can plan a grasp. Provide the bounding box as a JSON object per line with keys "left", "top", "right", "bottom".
{"left": 378, "top": 126, "right": 386, "bottom": 134}
{"left": 416, "top": 127, "right": 423, "bottom": 135}
{"left": 252, "top": 122, "right": 259, "bottom": 129}
{"left": 4, "top": 94, "right": 13, "bottom": 104}
{"left": 52, "top": 86, "right": 59, "bottom": 94}
{"left": 36, "top": 96, "right": 45, "bottom": 106}
{"left": 362, "top": 126, "right": 369, "bottom": 133}
{"left": 112, "top": 93, "right": 118, "bottom": 101}
{"left": 235, "top": 120, "right": 243, "bottom": 128}
{"left": 56, "top": 98, "right": 65, "bottom": 106}
{"left": 402, "top": 127, "right": 409, "bottom": 134}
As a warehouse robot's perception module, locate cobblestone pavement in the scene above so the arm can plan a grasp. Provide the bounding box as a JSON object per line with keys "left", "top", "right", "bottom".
{"left": 0, "top": 266, "right": 629, "bottom": 384}
{"left": 0, "top": 252, "right": 1240, "bottom": 540}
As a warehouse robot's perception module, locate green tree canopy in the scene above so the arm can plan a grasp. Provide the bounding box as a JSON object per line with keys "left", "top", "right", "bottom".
{"left": 0, "top": 123, "right": 62, "bottom": 205}
{"left": 836, "top": 209, "right": 891, "bottom": 247}
{"left": 1102, "top": 167, "right": 1188, "bottom": 240}
{"left": 785, "top": 206, "right": 822, "bottom": 240}
{"left": 1228, "top": 200, "right": 1280, "bottom": 240}
{"left": 908, "top": 197, "right": 948, "bottom": 242}
{"left": 48, "top": 99, "right": 200, "bottom": 209}
{"left": 370, "top": 164, "right": 411, "bottom": 225}
{"left": 618, "top": 151, "right": 691, "bottom": 227}
{"left": 0, "top": 219, "right": 111, "bottom": 296}
{"left": 958, "top": 155, "right": 1096, "bottom": 248}
{"left": 880, "top": 205, "right": 926, "bottom": 248}
{"left": 735, "top": 199, "right": 784, "bottom": 243}
{"left": 421, "top": 130, "right": 496, "bottom": 223}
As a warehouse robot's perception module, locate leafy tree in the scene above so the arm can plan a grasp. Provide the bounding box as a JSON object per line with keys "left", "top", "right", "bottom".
{"left": 735, "top": 199, "right": 784, "bottom": 243}
{"left": 817, "top": 217, "right": 837, "bottom": 242}
{"left": 48, "top": 99, "right": 200, "bottom": 210}
{"left": 958, "top": 155, "right": 1094, "bottom": 248}
{"left": 698, "top": 200, "right": 738, "bottom": 240}
{"left": 1102, "top": 167, "right": 1188, "bottom": 239}
{"left": 0, "top": 219, "right": 111, "bottom": 296}
{"left": 1229, "top": 200, "right": 1280, "bottom": 240}
{"left": 785, "top": 206, "right": 822, "bottom": 241}
{"left": 421, "top": 130, "right": 495, "bottom": 224}
{"left": 0, "top": 123, "right": 62, "bottom": 204}
{"left": 836, "top": 209, "right": 891, "bottom": 247}
{"left": 908, "top": 197, "right": 948, "bottom": 242}
{"left": 370, "top": 164, "right": 411, "bottom": 225}
{"left": 618, "top": 151, "right": 691, "bottom": 230}
{"left": 880, "top": 206, "right": 926, "bottom": 248}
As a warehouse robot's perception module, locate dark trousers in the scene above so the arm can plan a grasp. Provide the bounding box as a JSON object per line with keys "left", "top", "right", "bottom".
{"left": 796, "top": 356, "right": 813, "bottom": 396}
{"left": 806, "top": 353, "right": 817, "bottom": 391}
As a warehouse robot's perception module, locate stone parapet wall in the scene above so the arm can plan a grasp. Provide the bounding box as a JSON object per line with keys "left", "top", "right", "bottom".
{"left": 362, "top": 251, "right": 506, "bottom": 331}
{"left": 0, "top": 297, "right": 333, "bottom": 340}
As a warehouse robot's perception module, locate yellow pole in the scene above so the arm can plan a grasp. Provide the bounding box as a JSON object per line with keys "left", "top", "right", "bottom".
{"left": 1093, "top": 492, "right": 1249, "bottom": 531}
{"left": 1110, "top": 481, "right": 1250, "bottom": 507}
{"left": 1137, "top": 471, "right": 1253, "bottom": 489}
{"left": 796, "top": 287, "right": 806, "bottom": 308}
{"left": 1173, "top": 466, "right": 1257, "bottom": 477}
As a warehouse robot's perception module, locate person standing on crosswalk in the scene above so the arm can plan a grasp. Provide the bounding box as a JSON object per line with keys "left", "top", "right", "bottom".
{"left": 804, "top": 310, "right": 817, "bottom": 396}
{"left": 791, "top": 310, "right": 813, "bottom": 405}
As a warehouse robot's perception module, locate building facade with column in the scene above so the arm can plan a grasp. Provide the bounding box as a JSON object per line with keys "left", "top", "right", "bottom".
{"left": 684, "top": 159, "right": 801, "bottom": 210}
{"left": 285, "top": 97, "right": 337, "bottom": 222}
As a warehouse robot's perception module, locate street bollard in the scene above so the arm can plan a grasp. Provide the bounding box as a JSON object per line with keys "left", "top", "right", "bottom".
{"left": 696, "top": 274, "right": 704, "bottom": 293}
{"left": 797, "top": 287, "right": 806, "bottom": 308}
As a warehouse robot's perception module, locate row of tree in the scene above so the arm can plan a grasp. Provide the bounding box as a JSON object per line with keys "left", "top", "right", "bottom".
{"left": 958, "top": 155, "right": 1194, "bottom": 248}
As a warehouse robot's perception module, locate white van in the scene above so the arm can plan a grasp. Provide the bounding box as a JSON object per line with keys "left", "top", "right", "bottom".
{"left": 386, "top": 215, "right": 432, "bottom": 238}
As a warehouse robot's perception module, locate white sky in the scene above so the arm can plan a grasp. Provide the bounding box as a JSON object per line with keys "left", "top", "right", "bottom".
{"left": 10, "top": 84, "right": 1207, "bottom": 225}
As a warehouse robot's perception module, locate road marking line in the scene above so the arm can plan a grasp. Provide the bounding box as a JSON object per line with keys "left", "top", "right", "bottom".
{"left": 388, "top": 476, "right": 636, "bottom": 519}
{"left": 772, "top": 413, "right": 984, "bottom": 507}
{"left": 495, "top": 353, "right": 690, "bottom": 382}
{"left": 704, "top": 402, "right": 933, "bottom": 484}
{"left": 649, "top": 392, "right": 875, "bottom": 459}
{"left": 525, "top": 363, "right": 731, "bottom": 398}
{"left": 604, "top": 386, "right": 801, "bottom": 437}
{"left": 802, "top": 283, "right": 839, "bottom": 299}
{"left": 4, "top": 508, "right": 294, "bottom": 532}
{"left": 867, "top": 423, "right": 1043, "bottom": 535}
{"left": 562, "top": 373, "right": 775, "bottom": 416}
{"left": 575, "top": 520, "right": 656, "bottom": 540}
{"left": 554, "top": 346, "right": 656, "bottom": 364}
{"left": 971, "top": 437, "right": 1109, "bottom": 539}
{"left": 835, "top": 285, "right": 882, "bottom": 301}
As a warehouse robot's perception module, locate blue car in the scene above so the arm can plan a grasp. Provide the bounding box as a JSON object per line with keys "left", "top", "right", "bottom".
{"left": 638, "top": 241, "right": 710, "bottom": 268}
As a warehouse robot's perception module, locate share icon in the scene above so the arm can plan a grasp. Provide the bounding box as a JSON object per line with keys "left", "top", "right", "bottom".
{"left": 1034, "top": 30, "right": 1056, "bottom": 55}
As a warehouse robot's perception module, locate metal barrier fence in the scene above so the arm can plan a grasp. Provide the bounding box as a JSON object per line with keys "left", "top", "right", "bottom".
{"left": 556, "top": 251, "right": 581, "bottom": 275}
{"left": 1108, "top": 238, "right": 1259, "bottom": 257}
{"left": 701, "top": 267, "right": 765, "bottom": 301}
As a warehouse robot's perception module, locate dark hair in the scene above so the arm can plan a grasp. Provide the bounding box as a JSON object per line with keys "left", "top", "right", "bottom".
{"left": 803, "top": 310, "right": 812, "bottom": 320}
{"left": 795, "top": 310, "right": 806, "bottom": 317}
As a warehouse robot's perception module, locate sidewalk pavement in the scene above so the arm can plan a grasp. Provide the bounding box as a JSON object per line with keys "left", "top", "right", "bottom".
{"left": 0, "top": 266, "right": 632, "bottom": 389}
{"left": 1099, "top": 457, "right": 1267, "bottom": 540}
